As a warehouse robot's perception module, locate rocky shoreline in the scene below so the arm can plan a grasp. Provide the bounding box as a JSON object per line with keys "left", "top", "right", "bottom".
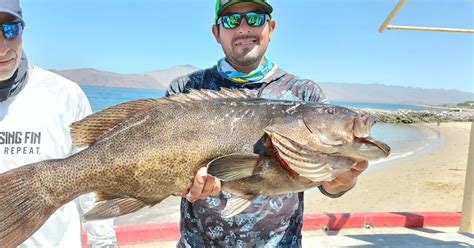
{"left": 354, "top": 108, "right": 474, "bottom": 124}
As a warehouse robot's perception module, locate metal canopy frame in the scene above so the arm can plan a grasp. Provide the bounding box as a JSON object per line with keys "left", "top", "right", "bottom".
{"left": 379, "top": 0, "right": 474, "bottom": 34}
{"left": 378, "top": 0, "right": 474, "bottom": 234}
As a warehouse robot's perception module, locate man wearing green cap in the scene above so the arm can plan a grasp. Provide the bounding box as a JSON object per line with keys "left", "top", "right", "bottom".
{"left": 168, "top": 0, "right": 368, "bottom": 246}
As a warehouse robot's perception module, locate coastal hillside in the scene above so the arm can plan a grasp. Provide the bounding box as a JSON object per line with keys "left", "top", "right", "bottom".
{"left": 318, "top": 82, "right": 473, "bottom": 105}
{"left": 52, "top": 68, "right": 159, "bottom": 89}
{"left": 53, "top": 65, "right": 200, "bottom": 90}
{"left": 143, "top": 65, "right": 201, "bottom": 89}
{"left": 53, "top": 66, "right": 472, "bottom": 105}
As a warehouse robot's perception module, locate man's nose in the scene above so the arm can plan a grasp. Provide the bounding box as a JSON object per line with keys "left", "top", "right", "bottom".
{"left": 237, "top": 18, "right": 251, "bottom": 34}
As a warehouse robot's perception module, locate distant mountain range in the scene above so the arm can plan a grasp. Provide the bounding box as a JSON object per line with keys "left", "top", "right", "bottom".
{"left": 52, "top": 65, "right": 473, "bottom": 105}
{"left": 51, "top": 65, "right": 200, "bottom": 90}
{"left": 318, "top": 82, "right": 473, "bottom": 105}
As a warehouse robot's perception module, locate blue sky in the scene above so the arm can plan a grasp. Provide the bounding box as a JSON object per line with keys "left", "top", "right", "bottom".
{"left": 20, "top": 0, "right": 472, "bottom": 92}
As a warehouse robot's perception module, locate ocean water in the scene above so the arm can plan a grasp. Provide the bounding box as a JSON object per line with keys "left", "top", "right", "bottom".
{"left": 81, "top": 86, "right": 435, "bottom": 113}
{"left": 333, "top": 101, "right": 435, "bottom": 112}
{"left": 369, "top": 123, "right": 442, "bottom": 169}
{"left": 80, "top": 86, "right": 440, "bottom": 166}
{"left": 81, "top": 86, "right": 165, "bottom": 113}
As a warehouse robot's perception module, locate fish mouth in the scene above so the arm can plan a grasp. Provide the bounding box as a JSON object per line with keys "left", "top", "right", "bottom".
{"left": 353, "top": 114, "right": 376, "bottom": 138}
{"left": 347, "top": 114, "right": 391, "bottom": 160}
{"left": 345, "top": 136, "right": 391, "bottom": 160}
{"left": 355, "top": 137, "right": 391, "bottom": 155}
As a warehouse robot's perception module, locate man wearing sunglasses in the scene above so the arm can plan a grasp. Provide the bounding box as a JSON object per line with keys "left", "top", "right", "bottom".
{"left": 0, "top": 1, "right": 117, "bottom": 247}
{"left": 167, "top": 0, "right": 369, "bottom": 247}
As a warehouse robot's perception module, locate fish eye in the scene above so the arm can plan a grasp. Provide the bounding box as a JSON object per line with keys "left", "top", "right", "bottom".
{"left": 326, "top": 108, "right": 336, "bottom": 114}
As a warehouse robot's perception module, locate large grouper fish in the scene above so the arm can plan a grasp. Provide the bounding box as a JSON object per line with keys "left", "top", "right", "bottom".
{"left": 0, "top": 89, "right": 390, "bottom": 247}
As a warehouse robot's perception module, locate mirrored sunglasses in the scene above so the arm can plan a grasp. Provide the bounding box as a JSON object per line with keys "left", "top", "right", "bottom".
{"left": 217, "top": 11, "right": 269, "bottom": 29}
{"left": 1, "top": 21, "right": 24, "bottom": 40}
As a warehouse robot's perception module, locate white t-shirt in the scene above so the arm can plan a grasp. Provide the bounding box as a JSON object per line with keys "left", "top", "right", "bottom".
{"left": 0, "top": 66, "right": 117, "bottom": 248}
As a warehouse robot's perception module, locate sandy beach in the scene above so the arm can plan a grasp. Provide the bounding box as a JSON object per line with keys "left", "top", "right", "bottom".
{"left": 115, "top": 122, "right": 472, "bottom": 226}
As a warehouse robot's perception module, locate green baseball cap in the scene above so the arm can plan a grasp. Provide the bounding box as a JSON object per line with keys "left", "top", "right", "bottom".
{"left": 215, "top": 0, "right": 273, "bottom": 20}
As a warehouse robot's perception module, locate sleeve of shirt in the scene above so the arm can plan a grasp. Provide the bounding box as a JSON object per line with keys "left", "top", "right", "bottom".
{"left": 167, "top": 76, "right": 188, "bottom": 96}
{"left": 77, "top": 193, "right": 117, "bottom": 248}
{"left": 70, "top": 86, "right": 118, "bottom": 247}
{"left": 294, "top": 79, "right": 330, "bottom": 104}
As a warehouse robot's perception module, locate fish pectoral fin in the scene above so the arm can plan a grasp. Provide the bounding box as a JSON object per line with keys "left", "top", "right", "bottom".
{"left": 83, "top": 197, "right": 146, "bottom": 221}
{"left": 83, "top": 196, "right": 165, "bottom": 221}
{"left": 95, "top": 192, "right": 123, "bottom": 202}
{"left": 207, "top": 154, "right": 265, "bottom": 181}
{"left": 222, "top": 195, "right": 255, "bottom": 218}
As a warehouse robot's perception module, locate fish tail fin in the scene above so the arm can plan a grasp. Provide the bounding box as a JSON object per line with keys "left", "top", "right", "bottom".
{"left": 0, "top": 164, "right": 58, "bottom": 247}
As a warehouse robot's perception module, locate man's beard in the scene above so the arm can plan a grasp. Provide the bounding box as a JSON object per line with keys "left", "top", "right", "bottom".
{"left": 226, "top": 34, "right": 265, "bottom": 67}
{"left": 226, "top": 47, "right": 265, "bottom": 67}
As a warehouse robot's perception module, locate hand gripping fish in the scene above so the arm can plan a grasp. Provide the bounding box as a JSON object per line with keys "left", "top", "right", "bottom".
{"left": 0, "top": 89, "right": 390, "bottom": 247}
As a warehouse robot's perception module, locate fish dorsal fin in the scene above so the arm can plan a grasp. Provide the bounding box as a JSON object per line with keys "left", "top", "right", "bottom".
{"left": 168, "top": 88, "right": 255, "bottom": 104}
{"left": 71, "top": 99, "right": 162, "bottom": 148}
{"left": 71, "top": 88, "right": 255, "bottom": 148}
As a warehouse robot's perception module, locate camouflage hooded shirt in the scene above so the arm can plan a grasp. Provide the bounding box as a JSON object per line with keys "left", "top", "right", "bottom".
{"left": 167, "top": 65, "right": 328, "bottom": 247}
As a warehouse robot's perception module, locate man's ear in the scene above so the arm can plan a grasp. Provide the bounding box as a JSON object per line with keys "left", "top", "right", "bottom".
{"left": 212, "top": 25, "right": 221, "bottom": 44}
{"left": 268, "top": 20, "right": 276, "bottom": 41}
